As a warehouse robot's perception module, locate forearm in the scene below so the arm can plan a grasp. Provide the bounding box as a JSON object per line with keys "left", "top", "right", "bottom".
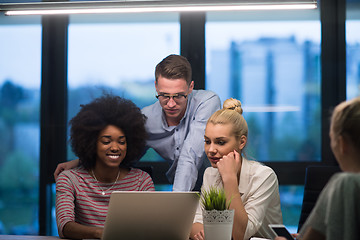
{"left": 62, "top": 221, "right": 103, "bottom": 239}
{"left": 173, "top": 158, "right": 199, "bottom": 191}
{"left": 223, "top": 175, "right": 248, "bottom": 240}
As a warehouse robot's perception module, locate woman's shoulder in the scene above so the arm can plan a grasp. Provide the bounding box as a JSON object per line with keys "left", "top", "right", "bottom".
{"left": 245, "top": 159, "right": 276, "bottom": 175}
{"left": 57, "top": 166, "right": 88, "bottom": 181}
{"left": 328, "top": 172, "right": 360, "bottom": 188}
{"left": 129, "top": 167, "right": 152, "bottom": 178}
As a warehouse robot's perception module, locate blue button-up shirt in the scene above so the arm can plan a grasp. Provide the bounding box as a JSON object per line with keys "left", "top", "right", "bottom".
{"left": 141, "top": 90, "right": 221, "bottom": 191}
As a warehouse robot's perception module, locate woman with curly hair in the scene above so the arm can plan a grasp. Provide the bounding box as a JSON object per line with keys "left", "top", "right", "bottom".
{"left": 56, "top": 94, "right": 154, "bottom": 239}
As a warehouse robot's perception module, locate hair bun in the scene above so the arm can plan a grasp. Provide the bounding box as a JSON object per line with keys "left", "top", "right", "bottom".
{"left": 223, "top": 98, "right": 243, "bottom": 114}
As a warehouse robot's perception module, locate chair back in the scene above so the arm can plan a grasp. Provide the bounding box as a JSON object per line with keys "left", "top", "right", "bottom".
{"left": 137, "top": 165, "right": 153, "bottom": 178}
{"left": 297, "top": 165, "right": 341, "bottom": 232}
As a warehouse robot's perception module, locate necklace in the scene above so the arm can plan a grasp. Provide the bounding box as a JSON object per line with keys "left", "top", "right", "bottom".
{"left": 91, "top": 169, "right": 120, "bottom": 196}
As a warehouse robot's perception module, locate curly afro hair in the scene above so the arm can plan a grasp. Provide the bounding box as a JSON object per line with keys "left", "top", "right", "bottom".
{"left": 69, "top": 94, "right": 147, "bottom": 170}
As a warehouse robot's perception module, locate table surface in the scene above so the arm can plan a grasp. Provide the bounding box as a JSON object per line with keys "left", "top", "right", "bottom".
{"left": 0, "top": 236, "right": 65, "bottom": 240}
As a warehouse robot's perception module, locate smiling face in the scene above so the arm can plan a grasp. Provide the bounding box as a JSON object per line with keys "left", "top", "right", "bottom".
{"left": 204, "top": 123, "right": 242, "bottom": 168}
{"left": 155, "top": 75, "right": 194, "bottom": 126}
{"left": 96, "top": 125, "right": 127, "bottom": 169}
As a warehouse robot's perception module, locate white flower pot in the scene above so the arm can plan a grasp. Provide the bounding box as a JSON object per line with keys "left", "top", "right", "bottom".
{"left": 203, "top": 209, "right": 235, "bottom": 240}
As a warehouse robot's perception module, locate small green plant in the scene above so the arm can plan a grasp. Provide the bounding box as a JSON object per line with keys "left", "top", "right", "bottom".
{"left": 200, "top": 186, "right": 231, "bottom": 211}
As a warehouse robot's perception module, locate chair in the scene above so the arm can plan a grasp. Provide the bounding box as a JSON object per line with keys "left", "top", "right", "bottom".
{"left": 136, "top": 165, "right": 153, "bottom": 178}
{"left": 297, "top": 165, "right": 341, "bottom": 232}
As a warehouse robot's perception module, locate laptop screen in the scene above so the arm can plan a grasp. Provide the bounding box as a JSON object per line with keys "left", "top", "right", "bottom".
{"left": 102, "top": 191, "right": 199, "bottom": 240}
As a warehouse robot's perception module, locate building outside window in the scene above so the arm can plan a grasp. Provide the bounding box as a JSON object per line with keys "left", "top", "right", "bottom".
{"left": 205, "top": 9, "right": 321, "bottom": 231}
{"left": 346, "top": 0, "right": 360, "bottom": 100}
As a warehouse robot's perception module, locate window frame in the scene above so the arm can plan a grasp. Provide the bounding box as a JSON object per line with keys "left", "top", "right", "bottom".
{"left": 39, "top": 0, "right": 346, "bottom": 234}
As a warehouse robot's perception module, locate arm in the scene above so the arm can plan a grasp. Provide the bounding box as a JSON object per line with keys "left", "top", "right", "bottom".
{"left": 217, "top": 151, "right": 248, "bottom": 240}
{"left": 56, "top": 172, "right": 103, "bottom": 239}
{"left": 173, "top": 93, "right": 221, "bottom": 191}
{"left": 54, "top": 159, "right": 79, "bottom": 181}
{"left": 219, "top": 152, "right": 281, "bottom": 239}
{"left": 190, "top": 222, "right": 205, "bottom": 240}
{"left": 63, "top": 221, "right": 103, "bottom": 239}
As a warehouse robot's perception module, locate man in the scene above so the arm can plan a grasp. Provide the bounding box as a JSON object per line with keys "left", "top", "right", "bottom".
{"left": 54, "top": 54, "right": 221, "bottom": 191}
{"left": 142, "top": 54, "right": 220, "bottom": 191}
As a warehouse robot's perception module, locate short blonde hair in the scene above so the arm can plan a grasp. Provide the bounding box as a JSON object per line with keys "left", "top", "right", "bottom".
{"left": 207, "top": 98, "right": 248, "bottom": 141}
{"left": 331, "top": 96, "right": 360, "bottom": 150}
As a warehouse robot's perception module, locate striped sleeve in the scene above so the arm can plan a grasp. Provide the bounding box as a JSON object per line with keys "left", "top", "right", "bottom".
{"left": 56, "top": 172, "right": 76, "bottom": 238}
{"left": 138, "top": 170, "right": 155, "bottom": 191}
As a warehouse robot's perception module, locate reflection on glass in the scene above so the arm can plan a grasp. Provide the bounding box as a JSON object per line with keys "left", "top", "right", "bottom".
{"left": 0, "top": 24, "right": 41, "bottom": 234}
{"left": 346, "top": 20, "right": 360, "bottom": 100}
{"left": 206, "top": 21, "right": 321, "bottom": 162}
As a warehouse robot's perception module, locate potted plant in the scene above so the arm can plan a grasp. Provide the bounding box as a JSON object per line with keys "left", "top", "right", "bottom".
{"left": 200, "top": 186, "right": 235, "bottom": 240}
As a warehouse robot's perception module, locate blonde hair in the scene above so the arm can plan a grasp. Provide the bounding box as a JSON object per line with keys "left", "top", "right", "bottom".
{"left": 331, "top": 96, "right": 360, "bottom": 150}
{"left": 207, "top": 98, "right": 248, "bottom": 141}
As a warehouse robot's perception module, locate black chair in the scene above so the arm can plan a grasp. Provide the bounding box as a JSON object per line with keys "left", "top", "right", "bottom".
{"left": 136, "top": 165, "right": 153, "bottom": 178}
{"left": 297, "top": 165, "right": 341, "bottom": 232}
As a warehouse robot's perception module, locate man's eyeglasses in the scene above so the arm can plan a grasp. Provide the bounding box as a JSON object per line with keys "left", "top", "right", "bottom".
{"left": 156, "top": 93, "right": 188, "bottom": 103}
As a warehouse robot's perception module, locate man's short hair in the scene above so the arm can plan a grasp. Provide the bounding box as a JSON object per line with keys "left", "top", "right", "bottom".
{"left": 155, "top": 54, "right": 192, "bottom": 85}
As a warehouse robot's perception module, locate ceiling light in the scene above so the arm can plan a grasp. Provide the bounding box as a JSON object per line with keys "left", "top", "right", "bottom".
{"left": 0, "top": 0, "right": 317, "bottom": 16}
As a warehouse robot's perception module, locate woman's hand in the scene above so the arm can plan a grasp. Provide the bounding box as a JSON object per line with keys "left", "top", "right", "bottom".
{"left": 192, "top": 229, "right": 205, "bottom": 240}
{"left": 190, "top": 223, "right": 205, "bottom": 240}
{"left": 217, "top": 150, "right": 241, "bottom": 182}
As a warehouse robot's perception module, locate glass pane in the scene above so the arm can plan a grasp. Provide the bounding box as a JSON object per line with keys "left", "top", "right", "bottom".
{"left": 67, "top": 13, "right": 180, "bottom": 160}
{"left": 0, "top": 20, "right": 41, "bottom": 234}
{"left": 346, "top": 1, "right": 360, "bottom": 100}
{"left": 206, "top": 11, "right": 321, "bottom": 162}
{"left": 50, "top": 14, "right": 180, "bottom": 236}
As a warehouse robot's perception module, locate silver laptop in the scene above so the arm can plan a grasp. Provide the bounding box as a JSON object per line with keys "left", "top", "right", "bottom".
{"left": 102, "top": 191, "right": 199, "bottom": 240}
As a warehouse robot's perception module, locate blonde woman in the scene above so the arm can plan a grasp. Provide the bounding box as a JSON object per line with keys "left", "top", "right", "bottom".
{"left": 190, "top": 98, "right": 283, "bottom": 240}
{"left": 277, "top": 96, "right": 360, "bottom": 240}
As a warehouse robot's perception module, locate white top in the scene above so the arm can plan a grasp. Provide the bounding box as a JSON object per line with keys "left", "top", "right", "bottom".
{"left": 299, "top": 172, "right": 360, "bottom": 240}
{"left": 193, "top": 158, "right": 283, "bottom": 240}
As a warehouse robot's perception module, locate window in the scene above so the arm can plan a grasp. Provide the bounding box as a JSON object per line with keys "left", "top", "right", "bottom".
{"left": 67, "top": 14, "right": 180, "bottom": 163}
{"left": 0, "top": 17, "right": 41, "bottom": 234}
{"left": 346, "top": 1, "right": 360, "bottom": 100}
{"left": 47, "top": 14, "right": 181, "bottom": 235}
{"left": 206, "top": 9, "right": 321, "bottom": 230}
{"left": 206, "top": 12, "right": 321, "bottom": 162}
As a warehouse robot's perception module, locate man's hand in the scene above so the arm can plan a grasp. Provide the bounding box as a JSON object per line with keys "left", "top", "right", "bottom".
{"left": 54, "top": 159, "right": 80, "bottom": 181}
